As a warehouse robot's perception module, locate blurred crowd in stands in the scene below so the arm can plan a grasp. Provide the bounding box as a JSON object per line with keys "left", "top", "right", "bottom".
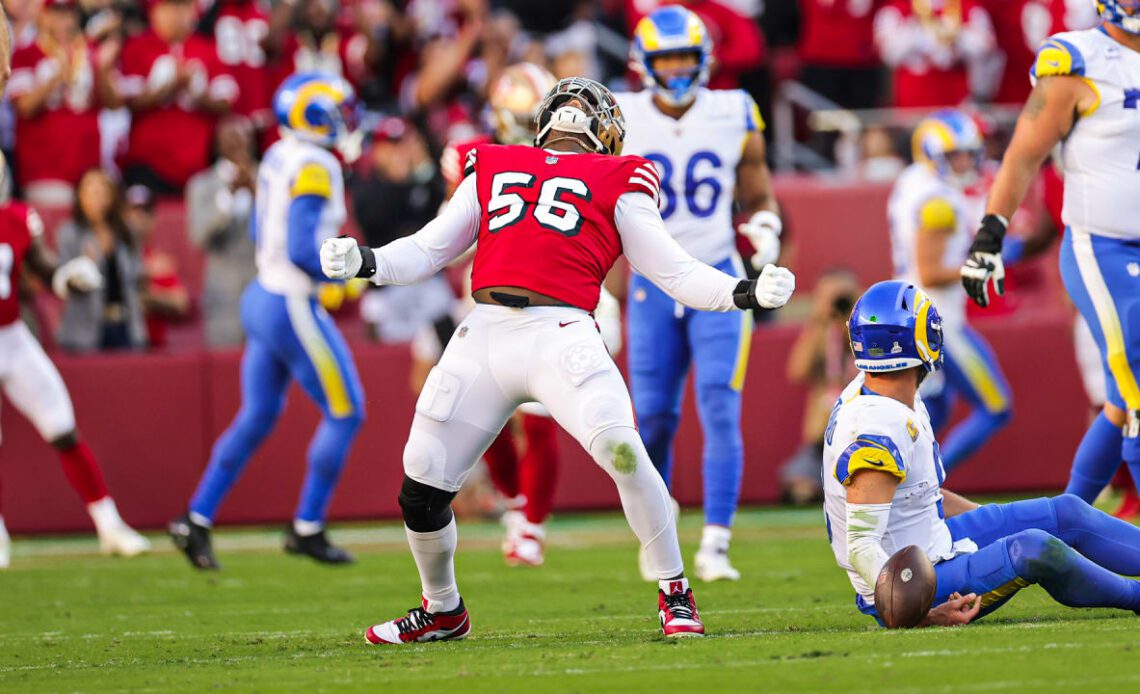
{"left": 3, "top": 0, "right": 1099, "bottom": 354}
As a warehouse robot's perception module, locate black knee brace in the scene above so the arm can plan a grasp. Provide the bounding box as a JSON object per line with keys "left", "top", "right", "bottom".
{"left": 398, "top": 476, "right": 458, "bottom": 533}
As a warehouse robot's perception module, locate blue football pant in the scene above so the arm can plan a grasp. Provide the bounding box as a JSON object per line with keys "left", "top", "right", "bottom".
{"left": 627, "top": 256, "right": 750, "bottom": 528}
{"left": 190, "top": 281, "right": 365, "bottom": 524}
{"left": 935, "top": 496, "right": 1140, "bottom": 619}
{"left": 1060, "top": 230, "right": 1140, "bottom": 498}
{"left": 857, "top": 495, "right": 1140, "bottom": 623}
{"left": 921, "top": 323, "right": 1013, "bottom": 475}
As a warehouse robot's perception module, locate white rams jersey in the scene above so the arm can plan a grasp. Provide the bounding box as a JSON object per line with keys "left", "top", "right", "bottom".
{"left": 887, "top": 163, "right": 972, "bottom": 329}
{"left": 1033, "top": 29, "right": 1140, "bottom": 240}
{"left": 615, "top": 88, "right": 762, "bottom": 265}
{"left": 823, "top": 373, "right": 973, "bottom": 603}
{"left": 253, "top": 136, "right": 347, "bottom": 295}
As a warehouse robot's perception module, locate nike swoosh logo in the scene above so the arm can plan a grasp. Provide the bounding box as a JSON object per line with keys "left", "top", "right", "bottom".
{"left": 866, "top": 460, "right": 885, "bottom": 467}
{"left": 1047, "top": 60, "right": 1060, "bottom": 67}
{"left": 559, "top": 321, "right": 579, "bottom": 328}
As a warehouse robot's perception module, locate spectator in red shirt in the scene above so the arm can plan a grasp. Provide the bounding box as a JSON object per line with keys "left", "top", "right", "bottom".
{"left": 797, "top": 0, "right": 883, "bottom": 109}
{"left": 264, "top": 0, "right": 372, "bottom": 92}
{"left": 117, "top": 0, "right": 238, "bottom": 194}
{"left": 9, "top": 0, "right": 121, "bottom": 206}
{"left": 979, "top": 0, "right": 1096, "bottom": 104}
{"left": 874, "top": 0, "right": 995, "bottom": 108}
{"left": 198, "top": 0, "right": 274, "bottom": 131}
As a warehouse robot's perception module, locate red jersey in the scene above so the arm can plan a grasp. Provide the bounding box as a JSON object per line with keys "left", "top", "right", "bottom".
{"left": 118, "top": 31, "right": 238, "bottom": 188}
{"left": 0, "top": 203, "right": 43, "bottom": 327}
{"left": 983, "top": 0, "right": 1066, "bottom": 103}
{"left": 798, "top": 0, "right": 881, "bottom": 67}
{"left": 212, "top": 0, "right": 272, "bottom": 124}
{"left": 272, "top": 30, "right": 368, "bottom": 92}
{"left": 8, "top": 41, "right": 103, "bottom": 187}
{"left": 467, "top": 145, "right": 661, "bottom": 312}
{"left": 875, "top": 0, "right": 994, "bottom": 107}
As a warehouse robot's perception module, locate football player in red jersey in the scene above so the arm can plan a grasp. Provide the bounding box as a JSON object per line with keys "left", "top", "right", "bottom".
{"left": 430, "top": 63, "right": 586, "bottom": 568}
{"left": 322, "top": 77, "right": 796, "bottom": 643}
{"left": 0, "top": 162, "right": 149, "bottom": 567}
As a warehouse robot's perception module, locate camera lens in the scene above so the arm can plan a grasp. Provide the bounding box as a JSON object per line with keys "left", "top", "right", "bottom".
{"left": 833, "top": 296, "right": 853, "bottom": 314}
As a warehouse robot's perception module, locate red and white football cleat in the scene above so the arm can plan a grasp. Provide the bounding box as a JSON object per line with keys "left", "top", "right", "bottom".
{"left": 658, "top": 578, "right": 705, "bottom": 638}
{"left": 505, "top": 532, "right": 545, "bottom": 566}
{"left": 505, "top": 523, "right": 545, "bottom": 567}
{"left": 364, "top": 597, "right": 471, "bottom": 645}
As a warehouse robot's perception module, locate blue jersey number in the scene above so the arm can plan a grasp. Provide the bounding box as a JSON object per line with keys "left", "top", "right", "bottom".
{"left": 644, "top": 151, "right": 724, "bottom": 220}
{"left": 1126, "top": 88, "right": 1140, "bottom": 169}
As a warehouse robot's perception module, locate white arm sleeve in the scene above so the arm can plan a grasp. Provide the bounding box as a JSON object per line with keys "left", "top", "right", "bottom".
{"left": 371, "top": 174, "right": 480, "bottom": 285}
{"left": 846, "top": 502, "right": 893, "bottom": 592}
{"left": 615, "top": 192, "right": 740, "bottom": 313}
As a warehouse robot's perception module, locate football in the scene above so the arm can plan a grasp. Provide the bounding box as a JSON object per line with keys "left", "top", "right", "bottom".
{"left": 874, "top": 545, "right": 938, "bottom": 629}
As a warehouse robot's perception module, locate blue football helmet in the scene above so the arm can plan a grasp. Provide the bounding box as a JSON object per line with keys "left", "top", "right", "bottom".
{"left": 1099, "top": 0, "right": 1140, "bottom": 34}
{"left": 911, "top": 109, "right": 983, "bottom": 186}
{"left": 848, "top": 280, "right": 944, "bottom": 373}
{"left": 273, "top": 72, "right": 362, "bottom": 160}
{"left": 629, "top": 6, "right": 712, "bottom": 108}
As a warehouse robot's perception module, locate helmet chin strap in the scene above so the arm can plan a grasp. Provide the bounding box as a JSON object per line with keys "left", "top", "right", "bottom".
{"left": 536, "top": 105, "right": 606, "bottom": 153}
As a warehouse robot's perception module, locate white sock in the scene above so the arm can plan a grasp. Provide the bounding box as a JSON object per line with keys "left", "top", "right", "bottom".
{"left": 521, "top": 521, "right": 545, "bottom": 540}
{"left": 0, "top": 515, "right": 10, "bottom": 569}
{"left": 659, "top": 576, "right": 690, "bottom": 595}
{"left": 188, "top": 511, "right": 212, "bottom": 528}
{"left": 406, "top": 518, "right": 461, "bottom": 614}
{"left": 293, "top": 519, "right": 324, "bottom": 537}
{"left": 700, "top": 525, "right": 732, "bottom": 554}
{"left": 87, "top": 497, "right": 123, "bottom": 534}
{"left": 589, "top": 426, "right": 684, "bottom": 580}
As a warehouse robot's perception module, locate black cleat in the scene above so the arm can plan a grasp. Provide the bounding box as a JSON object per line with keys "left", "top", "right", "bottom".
{"left": 284, "top": 525, "right": 355, "bottom": 565}
{"left": 169, "top": 514, "right": 221, "bottom": 570}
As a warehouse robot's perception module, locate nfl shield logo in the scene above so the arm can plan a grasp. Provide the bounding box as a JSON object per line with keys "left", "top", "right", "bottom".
{"left": 545, "top": 155, "right": 559, "bottom": 165}
{"left": 457, "top": 326, "right": 468, "bottom": 338}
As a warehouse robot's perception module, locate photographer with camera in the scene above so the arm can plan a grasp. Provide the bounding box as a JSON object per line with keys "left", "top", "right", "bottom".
{"left": 780, "top": 268, "right": 861, "bottom": 505}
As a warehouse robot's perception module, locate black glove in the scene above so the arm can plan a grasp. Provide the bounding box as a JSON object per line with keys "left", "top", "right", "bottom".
{"left": 961, "top": 214, "right": 1007, "bottom": 308}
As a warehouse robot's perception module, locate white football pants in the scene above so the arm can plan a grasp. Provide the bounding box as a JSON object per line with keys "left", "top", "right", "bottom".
{"left": 404, "top": 303, "right": 683, "bottom": 579}
{"left": 0, "top": 321, "right": 77, "bottom": 444}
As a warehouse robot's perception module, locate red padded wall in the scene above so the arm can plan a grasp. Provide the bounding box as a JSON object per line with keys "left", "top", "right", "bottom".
{"left": 0, "top": 181, "right": 1093, "bottom": 533}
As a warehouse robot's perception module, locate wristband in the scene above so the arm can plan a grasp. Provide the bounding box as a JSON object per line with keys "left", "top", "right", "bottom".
{"left": 732, "top": 279, "right": 755, "bottom": 310}
{"left": 979, "top": 213, "right": 1008, "bottom": 240}
{"left": 357, "top": 245, "right": 377, "bottom": 279}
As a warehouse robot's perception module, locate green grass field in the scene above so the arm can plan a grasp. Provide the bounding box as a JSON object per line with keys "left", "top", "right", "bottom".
{"left": 2, "top": 505, "right": 1138, "bottom": 692}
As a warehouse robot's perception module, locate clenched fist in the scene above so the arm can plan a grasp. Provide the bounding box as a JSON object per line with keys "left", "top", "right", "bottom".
{"left": 754, "top": 264, "right": 795, "bottom": 309}
{"left": 733, "top": 264, "right": 796, "bottom": 311}
{"left": 321, "top": 237, "right": 364, "bottom": 280}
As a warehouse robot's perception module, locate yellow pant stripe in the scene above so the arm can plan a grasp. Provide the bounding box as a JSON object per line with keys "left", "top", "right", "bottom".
{"left": 979, "top": 577, "right": 1030, "bottom": 608}
{"left": 727, "top": 255, "right": 753, "bottom": 392}
{"left": 286, "top": 296, "right": 353, "bottom": 418}
{"left": 945, "top": 329, "right": 1010, "bottom": 414}
{"left": 1071, "top": 231, "right": 1140, "bottom": 409}
{"left": 730, "top": 309, "right": 753, "bottom": 392}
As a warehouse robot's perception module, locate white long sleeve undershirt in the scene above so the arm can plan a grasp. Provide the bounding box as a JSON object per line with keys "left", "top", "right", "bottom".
{"left": 368, "top": 173, "right": 741, "bottom": 312}
{"left": 613, "top": 192, "right": 739, "bottom": 312}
